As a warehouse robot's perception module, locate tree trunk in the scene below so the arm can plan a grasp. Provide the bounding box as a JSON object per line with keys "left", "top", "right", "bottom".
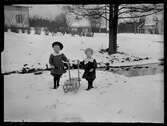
{"left": 108, "top": 4, "right": 114, "bottom": 55}
{"left": 113, "top": 4, "right": 119, "bottom": 53}
{"left": 108, "top": 4, "right": 119, "bottom": 55}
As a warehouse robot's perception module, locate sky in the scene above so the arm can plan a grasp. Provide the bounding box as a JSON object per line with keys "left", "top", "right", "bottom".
{"left": 17, "top": 5, "right": 65, "bottom": 20}
{"left": 15, "top": 4, "right": 163, "bottom": 25}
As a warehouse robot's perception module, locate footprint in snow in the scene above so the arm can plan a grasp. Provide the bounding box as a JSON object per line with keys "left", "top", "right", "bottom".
{"left": 46, "top": 104, "right": 57, "bottom": 109}
{"left": 132, "top": 115, "right": 136, "bottom": 118}
{"left": 99, "top": 91, "right": 106, "bottom": 95}
{"left": 117, "top": 109, "right": 123, "bottom": 114}
{"left": 25, "top": 95, "right": 29, "bottom": 99}
{"left": 108, "top": 83, "right": 112, "bottom": 85}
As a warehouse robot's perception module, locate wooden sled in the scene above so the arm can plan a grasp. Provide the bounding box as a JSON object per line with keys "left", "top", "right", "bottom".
{"left": 63, "top": 60, "right": 81, "bottom": 93}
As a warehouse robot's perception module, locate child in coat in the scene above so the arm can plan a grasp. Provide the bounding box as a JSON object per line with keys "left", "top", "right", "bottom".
{"left": 81, "top": 48, "right": 97, "bottom": 90}
{"left": 49, "top": 41, "right": 69, "bottom": 89}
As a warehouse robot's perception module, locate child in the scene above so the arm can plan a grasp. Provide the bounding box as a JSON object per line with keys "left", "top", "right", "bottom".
{"left": 81, "top": 48, "right": 97, "bottom": 90}
{"left": 49, "top": 41, "right": 69, "bottom": 89}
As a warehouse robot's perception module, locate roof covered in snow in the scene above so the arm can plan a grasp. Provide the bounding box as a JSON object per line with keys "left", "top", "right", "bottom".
{"left": 70, "top": 18, "right": 91, "bottom": 28}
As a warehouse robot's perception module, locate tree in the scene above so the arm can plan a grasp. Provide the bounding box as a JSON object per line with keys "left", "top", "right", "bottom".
{"left": 29, "top": 13, "right": 68, "bottom": 33}
{"left": 54, "top": 13, "right": 68, "bottom": 32}
{"left": 67, "top": 4, "right": 163, "bottom": 54}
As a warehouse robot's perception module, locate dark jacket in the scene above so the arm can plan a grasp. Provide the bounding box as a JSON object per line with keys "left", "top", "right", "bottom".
{"left": 81, "top": 59, "right": 97, "bottom": 81}
{"left": 49, "top": 53, "right": 68, "bottom": 76}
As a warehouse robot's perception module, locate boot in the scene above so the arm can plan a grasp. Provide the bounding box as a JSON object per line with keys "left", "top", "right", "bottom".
{"left": 54, "top": 80, "right": 58, "bottom": 89}
{"left": 56, "top": 83, "right": 59, "bottom": 89}
{"left": 86, "top": 86, "right": 94, "bottom": 90}
{"left": 54, "top": 84, "right": 57, "bottom": 89}
{"left": 86, "top": 84, "right": 93, "bottom": 90}
{"left": 56, "top": 79, "right": 60, "bottom": 89}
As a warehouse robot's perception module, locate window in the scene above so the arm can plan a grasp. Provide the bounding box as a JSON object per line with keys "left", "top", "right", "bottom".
{"left": 16, "top": 15, "right": 23, "bottom": 24}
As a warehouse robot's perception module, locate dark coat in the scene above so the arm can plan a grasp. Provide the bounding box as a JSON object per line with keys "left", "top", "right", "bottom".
{"left": 49, "top": 53, "right": 68, "bottom": 76}
{"left": 81, "top": 59, "right": 97, "bottom": 81}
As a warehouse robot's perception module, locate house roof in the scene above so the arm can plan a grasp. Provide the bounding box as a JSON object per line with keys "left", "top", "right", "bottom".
{"left": 70, "top": 18, "right": 91, "bottom": 28}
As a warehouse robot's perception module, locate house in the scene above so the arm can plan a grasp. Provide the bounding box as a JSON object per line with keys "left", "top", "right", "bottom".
{"left": 71, "top": 18, "right": 91, "bottom": 34}
{"left": 4, "top": 5, "right": 29, "bottom": 28}
{"left": 137, "top": 12, "right": 163, "bottom": 34}
{"left": 67, "top": 14, "right": 92, "bottom": 36}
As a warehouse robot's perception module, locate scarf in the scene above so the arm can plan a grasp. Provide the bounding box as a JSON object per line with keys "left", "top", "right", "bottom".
{"left": 84, "top": 57, "right": 94, "bottom": 64}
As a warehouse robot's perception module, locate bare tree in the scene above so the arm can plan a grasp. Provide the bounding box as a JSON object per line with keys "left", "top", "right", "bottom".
{"left": 67, "top": 4, "right": 163, "bottom": 54}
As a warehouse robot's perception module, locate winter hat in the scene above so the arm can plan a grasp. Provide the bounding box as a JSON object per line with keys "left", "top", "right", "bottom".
{"left": 52, "top": 41, "right": 64, "bottom": 50}
{"left": 85, "top": 48, "right": 93, "bottom": 54}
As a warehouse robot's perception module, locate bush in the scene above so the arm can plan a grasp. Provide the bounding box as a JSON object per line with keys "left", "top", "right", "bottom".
{"left": 27, "top": 28, "right": 31, "bottom": 34}
{"left": 45, "top": 31, "right": 49, "bottom": 35}
{"left": 21, "top": 28, "right": 25, "bottom": 33}
{"left": 86, "top": 32, "right": 94, "bottom": 37}
{"left": 35, "top": 27, "right": 41, "bottom": 35}
{"left": 11, "top": 26, "right": 19, "bottom": 33}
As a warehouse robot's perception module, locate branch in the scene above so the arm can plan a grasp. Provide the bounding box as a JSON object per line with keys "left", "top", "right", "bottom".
{"left": 118, "top": 6, "right": 163, "bottom": 16}
{"left": 100, "top": 15, "right": 110, "bottom": 21}
{"left": 82, "top": 11, "right": 106, "bottom": 18}
{"left": 118, "top": 6, "right": 128, "bottom": 11}
{"left": 118, "top": 8, "right": 159, "bottom": 16}
{"left": 118, "top": 9, "right": 163, "bottom": 19}
{"left": 78, "top": 5, "right": 110, "bottom": 13}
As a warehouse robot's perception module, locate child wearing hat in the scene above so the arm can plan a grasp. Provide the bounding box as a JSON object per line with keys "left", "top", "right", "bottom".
{"left": 80, "top": 48, "right": 97, "bottom": 90}
{"left": 49, "top": 41, "right": 69, "bottom": 89}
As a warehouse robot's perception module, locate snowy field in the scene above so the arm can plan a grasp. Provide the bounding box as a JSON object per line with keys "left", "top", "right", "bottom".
{"left": 2, "top": 32, "right": 164, "bottom": 122}
{"left": 4, "top": 70, "right": 164, "bottom": 122}
{"left": 1, "top": 32, "right": 164, "bottom": 73}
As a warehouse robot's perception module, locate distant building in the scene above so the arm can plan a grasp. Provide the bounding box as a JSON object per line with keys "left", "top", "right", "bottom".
{"left": 137, "top": 12, "right": 163, "bottom": 34}
{"left": 4, "top": 5, "right": 29, "bottom": 28}
{"left": 70, "top": 18, "right": 91, "bottom": 34}
{"left": 64, "top": 5, "right": 107, "bottom": 33}
{"left": 66, "top": 13, "right": 92, "bottom": 36}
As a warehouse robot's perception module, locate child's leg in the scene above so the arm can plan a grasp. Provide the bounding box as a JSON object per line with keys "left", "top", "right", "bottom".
{"left": 89, "top": 80, "right": 93, "bottom": 88}
{"left": 87, "top": 80, "right": 94, "bottom": 90}
{"left": 54, "top": 74, "right": 62, "bottom": 88}
{"left": 56, "top": 74, "right": 61, "bottom": 87}
{"left": 53, "top": 76, "right": 57, "bottom": 89}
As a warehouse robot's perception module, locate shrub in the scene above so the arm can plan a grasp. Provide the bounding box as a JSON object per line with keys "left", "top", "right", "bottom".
{"left": 11, "top": 26, "right": 19, "bottom": 33}
{"left": 35, "top": 27, "right": 41, "bottom": 35}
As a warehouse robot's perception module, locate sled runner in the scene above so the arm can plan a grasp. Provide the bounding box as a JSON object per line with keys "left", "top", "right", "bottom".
{"left": 63, "top": 60, "right": 81, "bottom": 93}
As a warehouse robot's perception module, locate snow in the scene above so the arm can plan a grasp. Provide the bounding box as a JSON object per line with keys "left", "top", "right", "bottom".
{"left": 1, "top": 32, "right": 164, "bottom": 73}
{"left": 117, "top": 33, "right": 164, "bottom": 60}
{"left": 4, "top": 70, "right": 164, "bottom": 122}
{"left": 2, "top": 32, "right": 164, "bottom": 122}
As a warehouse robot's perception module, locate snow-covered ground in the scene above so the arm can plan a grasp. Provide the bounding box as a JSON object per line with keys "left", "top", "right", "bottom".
{"left": 2, "top": 32, "right": 164, "bottom": 122}
{"left": 4, "top": 70, "right": 164, "bottom": 122}
{"left": 1, "top": 32, "right": 164, "bottom": 73}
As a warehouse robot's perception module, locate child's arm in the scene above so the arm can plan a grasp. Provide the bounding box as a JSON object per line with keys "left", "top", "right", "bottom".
{"left": 49, "top": 54, "right": 55, "bottom": 68}
{"left": 93, "top": 59, "right": 97, "bottom": 68}
{"left": 61, "top": 54, "right": 70, "bottom": 69}
{"left": 61, "top": 53, "right": 69, "bottom": 62}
